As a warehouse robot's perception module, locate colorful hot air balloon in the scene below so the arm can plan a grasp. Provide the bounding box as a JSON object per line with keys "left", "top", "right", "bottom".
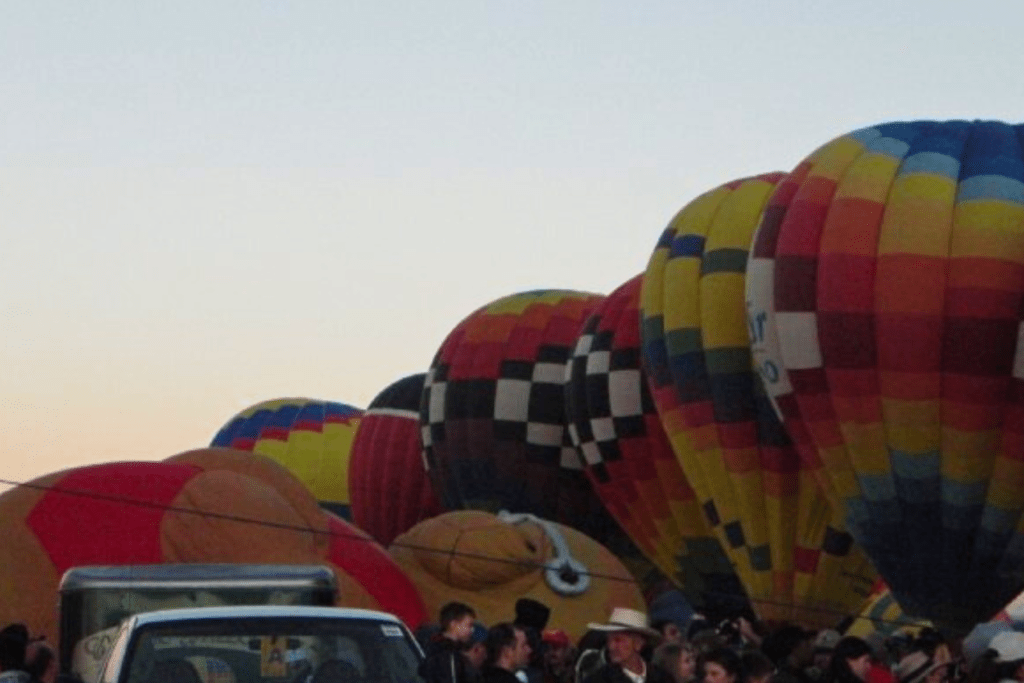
{"left": 349, "top": 373, "right": 445, "bottom": 546}
{"left": 564, "top": 274, "right": 744, "bottom": 615}
{"left": 211, "top": 398, "right": 362, "bottom": 518}
{"left": 641, "top": 174, "right": 877, "bottom": 627}
{"left": 420, "top": 289, "right": 609, "bottom": 536}
{"left": 390, "top": 510, "right": 646, "bottom": 643}
{"left": 0, "top": 453, "right": 427, "bottom": 652}
{"left": 843, "top": 583, "right": 930, "bottom": 641}
{"left": 745, "top": 119, "right": 1024, "bottom": 630}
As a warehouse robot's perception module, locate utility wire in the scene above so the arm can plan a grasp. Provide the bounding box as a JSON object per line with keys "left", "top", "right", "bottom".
{"left": 0, "top": 476, "right": 930, "bottom": 630}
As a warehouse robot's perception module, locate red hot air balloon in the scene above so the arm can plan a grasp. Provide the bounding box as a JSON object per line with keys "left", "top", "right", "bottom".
{"left": 349, "top": 373, "right": 445, "bottom": 546}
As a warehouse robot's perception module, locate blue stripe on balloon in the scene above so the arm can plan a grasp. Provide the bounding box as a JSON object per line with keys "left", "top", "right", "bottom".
{"left": 847, "top": 126, "right": 882, "bottom": 145}
{"left": 957, "top": 174, "right": 1024, "bottom": 204}
{"left": 857, "top": 472, "right": 899, "bottom": 504}
{"left": 867, "top": 137, "right": 911, "bottom": 159}
{"left": 900, "top": 152, "right": 961, "bottom": 180}
{"left": 670, "top": 234, "right": 705, "bottom": 258}
{"left": 891, "top": 449, "right": 940, "bottom": 478}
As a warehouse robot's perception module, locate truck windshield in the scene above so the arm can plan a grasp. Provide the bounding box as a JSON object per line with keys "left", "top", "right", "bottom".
{"left": 123, "top": 617, "right": 422, "bottom": 683}
{"left": 80, "top": 587, "right": 322, "bottom": 635}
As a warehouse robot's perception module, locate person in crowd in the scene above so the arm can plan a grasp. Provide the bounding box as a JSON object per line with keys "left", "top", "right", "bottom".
{"left": 809, "top": 631, "right": 842, "bottom": 682}
{"left": 968, "top": 631, "right": 1024, "bottom": 683}
{"left": 653, "top": 622, "right": 685, "bottom": 647}
{"left": 541, "top": 630, "right": 575, "bottom": 683}
{"left": 825, "top": 637, "right": 874, "bottom": 683}
{"left": 0, "top": 624, "right": 30, "bottom": 683}
{"left": 761, "top": 625, "right": 815, "bottom": 683}
{"left": 575, "top": 630, "right": 608, "bottom": 683}
{"left": 894, "top": 651, "right": 954, "bottom": 683}
{"left": 23, "top": 641, "right": 57, "bottom": 683}
{"left": 698, "top": 647, "right": 745, "bottom": 683}
{"left": 583, "top": 607, "right": 673, "bottom": 683}
{"left": 653, "top": 642, "right": 698, "bottom": 683}
{"left": 482, "top": 624, "right": 533, "bottom": 683}
{"left": 465, "top": 623, "right": 490, "bottom": 682}
{"left": 419, "top": 602, "right": 479, "bottom": 683}
{"left": 739, "top": 651, "right": 773, "bottom": 683}
{"left": 515, "top": 600, "right": 551, "bottom": 683}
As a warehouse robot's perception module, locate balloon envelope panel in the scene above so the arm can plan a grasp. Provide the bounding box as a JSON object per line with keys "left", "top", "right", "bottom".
{"left": 745, "top": 120, "right": 1024, "bottom": 629}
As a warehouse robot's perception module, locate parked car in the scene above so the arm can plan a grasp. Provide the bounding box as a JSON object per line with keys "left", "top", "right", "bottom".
{"left": 95, "top": 606, "right": 424, "bottom": 683}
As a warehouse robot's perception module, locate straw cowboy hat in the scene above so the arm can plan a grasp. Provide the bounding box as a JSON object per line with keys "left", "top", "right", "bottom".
{"left": 587, "top": 607, "right": 660, "bottom": 640}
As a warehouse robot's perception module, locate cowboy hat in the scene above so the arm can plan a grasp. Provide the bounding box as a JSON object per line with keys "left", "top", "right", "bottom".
{"left": 587, "top": 607, "right": 660, "bottom": 640}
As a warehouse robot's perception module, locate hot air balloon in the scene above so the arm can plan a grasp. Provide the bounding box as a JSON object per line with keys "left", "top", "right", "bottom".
{"left": 745, "top": 119, "right": 1024, "bottom": 630}
{"left": 420, "top": 289, "right": 608, "bottom": 535}
{"left": 564, "top": 274, "right": 744, "bottom": 616}
{"left": 0, "top": 453, "right": 426, "bottom": 658}
{"left": 211, "top": 398, "right": 362, "bottom": 518}
{"left": 843, "top": 583, "right": 930, "bottom": 642}
{"left": 389, "top": 510, "right": 646, "bottom": 642}
{"left": 349, "top": 373, "right": 445, "bottom": 546}
{"left": 641, "top": 173, "right": 877, "bottom": 627}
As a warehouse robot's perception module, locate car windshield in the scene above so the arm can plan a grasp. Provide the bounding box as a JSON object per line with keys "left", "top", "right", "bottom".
{"left": 123, "top": 616, "right": 422, "bottom": 683}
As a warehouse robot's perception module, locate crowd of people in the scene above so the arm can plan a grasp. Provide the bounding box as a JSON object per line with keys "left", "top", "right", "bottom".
{"left": 415, "top": 601, "right": 1024, "bottom": 683}
{"left": 8, "top": 601, "right": 1024, "bottom": 683}
{"left": 0, "top": 624, "right": 59, "bottom": 683}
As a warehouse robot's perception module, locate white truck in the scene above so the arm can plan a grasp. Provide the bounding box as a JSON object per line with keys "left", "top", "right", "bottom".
{"left": 57, "top": 564, "right": 337, "bottom": 682}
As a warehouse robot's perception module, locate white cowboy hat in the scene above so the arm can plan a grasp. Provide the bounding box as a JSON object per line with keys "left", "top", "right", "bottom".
{"left": 586, "top": 607, "right": 660, "bottom": 640}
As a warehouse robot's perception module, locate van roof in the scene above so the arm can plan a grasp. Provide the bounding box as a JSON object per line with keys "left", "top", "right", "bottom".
{"left": 59, "top": 564, "right": 336, "bottom": 591}
{"left": 129, "top": 605, "right": 405, "bottom": 626}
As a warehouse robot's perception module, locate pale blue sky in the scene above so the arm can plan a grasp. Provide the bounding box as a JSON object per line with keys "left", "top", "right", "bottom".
{"left": 3, "top": 1, "right": 1024, "bottom": 489}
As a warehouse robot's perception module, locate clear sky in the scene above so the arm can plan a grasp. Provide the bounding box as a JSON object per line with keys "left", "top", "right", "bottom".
{"left": 3, "top": 1, "right": 1024, "bottom": 492}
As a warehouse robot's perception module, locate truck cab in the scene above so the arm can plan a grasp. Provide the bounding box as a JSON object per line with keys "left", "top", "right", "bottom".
{"left": 58, "top": 564, "right": 337, "bottom": 681}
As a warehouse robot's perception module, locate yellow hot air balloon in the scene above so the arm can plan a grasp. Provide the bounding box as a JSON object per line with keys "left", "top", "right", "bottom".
{"left": 211, "top": 398, "right": 362, "bottom": 518}
{"left": 641, "top": 173, "right": 876, "bottom": 627}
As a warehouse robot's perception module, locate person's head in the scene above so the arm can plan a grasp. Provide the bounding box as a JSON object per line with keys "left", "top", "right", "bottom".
{"left": 740, "top": 651, "right": 774, "bottom": 683}
{"left": 464, "top": 623, "right": 489, "bottom": 671}
{"left": 439, "top": 602, "right": 477, "bottom": 643}
{"left": 700, "top": 647, "right": 744, "bottom": 683}
{"left": 988, "top": 631, "right": 1024, "bottom": 683}
{"left": 515, "top": 599, "right": 551, "bottom": 633}
{"left": 0, "top": 624, "right": 30, "bottom": 671}
{"left": 653, "top": 620, "right": 684, "bottom": 646}
{"left": 486, "top": 623, "right": 531, "bottom": 673}
{"left": 762, "top": 625, "right": 815, "bottom": 669}
{"left": 813, "top": 630, "right": 842, "bottom": 672}
{"left": 586, "top": 608, "right": 660, "bottom": 672}
{"left": 542, "top": 630, "right": 573, "bottom": 670}
{"left": 25, "top": 640, "right": 57, "bottom": 683}
{"left": 894, "top": 651, "right": 953, "bottom": 683}
{"left": 653, "top": 642, "right": 699, "bottom": 683}
{"left": 828, "top": 636, "right": 873, "bottom": 683}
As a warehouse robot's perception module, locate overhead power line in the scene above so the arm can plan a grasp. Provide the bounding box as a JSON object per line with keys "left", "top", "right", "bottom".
{"left": 0, "top": 476, "right": 925, "bottom": 630}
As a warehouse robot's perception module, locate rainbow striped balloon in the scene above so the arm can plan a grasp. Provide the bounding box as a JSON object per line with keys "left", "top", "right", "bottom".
{"left": 746, "top": 120, "right": 1024, "bottom": 629}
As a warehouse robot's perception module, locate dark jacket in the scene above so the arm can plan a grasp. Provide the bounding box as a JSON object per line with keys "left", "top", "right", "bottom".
{"left": 584, "top": 662, "right": 674, "bottom": 683}
{"left": 419, "top": 637, "right": 471, "bottom": 683}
